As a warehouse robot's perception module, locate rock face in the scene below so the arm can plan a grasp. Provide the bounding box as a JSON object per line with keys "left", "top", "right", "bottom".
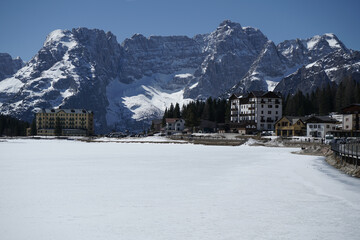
{"left": 230, "top": 33, "right": 350, "bottom": 94}
{"left": 0, "top": 21, "right": 358, "bottom": 133}
{"left": 274, "top": 50, "right": 360, "bottom": 96}
{"left": 0, "top": 53, "right": 24, "bottom": 81}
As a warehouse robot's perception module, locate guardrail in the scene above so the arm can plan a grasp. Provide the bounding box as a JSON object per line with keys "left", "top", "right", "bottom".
{"left": 331, "top": 142, "right": 360, "bottom": 168}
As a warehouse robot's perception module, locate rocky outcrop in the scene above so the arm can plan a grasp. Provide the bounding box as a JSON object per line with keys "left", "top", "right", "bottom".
{"left": 0, "top": 53, "right": 24, "bottom": 80}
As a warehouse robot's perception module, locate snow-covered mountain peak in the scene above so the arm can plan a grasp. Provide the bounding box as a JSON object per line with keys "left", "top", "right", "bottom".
{"left": 44, "top": 29, "right": 76, "bottom": 49}
{"left": 305, "top": 33, "right": 345, "bottom": 51}
{"left": 215, "top": 20, "right": 243, "bottom": 37}
{"left": 218, "top": 20, "right": 242, "bottom": 29}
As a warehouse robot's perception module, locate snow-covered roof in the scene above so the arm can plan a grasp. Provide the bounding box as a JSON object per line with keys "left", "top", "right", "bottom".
{"left": 38, "top": 108, "right": 93, "bottom": 114}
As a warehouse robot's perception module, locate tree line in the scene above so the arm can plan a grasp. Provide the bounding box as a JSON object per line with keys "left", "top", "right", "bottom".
{"left": 162, "top": 98, "right": 230, "bottom": 128}
{"left": 283, "top": 76, "right": 360, "bottom": 116}
{"left": 0, "top": 114, "right": 30, "bottom": 136}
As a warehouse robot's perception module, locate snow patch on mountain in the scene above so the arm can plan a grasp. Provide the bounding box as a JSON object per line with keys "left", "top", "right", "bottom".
{"left": 266, "top": 80, "right": 279, "bottom": 91}
{"left": 175, "top": 73, "right": 193, "bottom": 78}
{"left": 44, "top": 29, "right": 78, "bottom": 50}
{"left": 306, "top": 36, "right": 321, "bottom": 50}
{"left": 0, "top": 77, "right": 23, "bottom": 93}
{"left": 106, "top": 72, "right": 193, "bottom": 128}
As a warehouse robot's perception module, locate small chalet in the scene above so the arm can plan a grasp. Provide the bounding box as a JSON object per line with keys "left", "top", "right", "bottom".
{"left": 306, "top": 116, "right": 337, "bottom": 138}
{"left": 165, "top": 118, "right": 185, "bottom": 134}
{"left": 275, "top": 116, "right": 308, "bottom": 137}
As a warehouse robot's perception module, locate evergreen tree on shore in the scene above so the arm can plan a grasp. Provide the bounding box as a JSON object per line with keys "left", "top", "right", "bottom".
{"left": 0, "top": 114, "right": 30, "bottom": 136}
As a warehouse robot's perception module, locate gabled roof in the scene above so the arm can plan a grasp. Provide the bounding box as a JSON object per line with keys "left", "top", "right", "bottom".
{"left": 305, "top": 116, "right": 337, "bottom": 123}
{"left": 244, "top": 91, "right": 281, "bottom": 99}
{"left": 229, "top": 94, "right": 239, "bottom": 100}
{"left": 341, "top": 104, "right": 360, "bottom": 114}
{"left": 247, "top": 91, "right": 266, "bottom": 98}
{"left": 165, "top": 118, "right": 184, "bottom": 123}
{"left": 38, "top": 108, "right": 93, "bottom": 114}
{"left": 275, "top": 116, "right": 308, "bottom": 125}
{"left": 262, "top": 91, "right": 282, "bottom": 99}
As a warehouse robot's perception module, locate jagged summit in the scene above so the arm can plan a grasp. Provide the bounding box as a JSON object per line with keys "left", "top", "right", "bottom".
{"left": 218, "top": 19, "right": 242, "bottom": 29}
{"left": 0, "top": 21, "right": 357, "bottom": 133}
{"left": 0, "top": 53, "right": 24, "bottom": 81}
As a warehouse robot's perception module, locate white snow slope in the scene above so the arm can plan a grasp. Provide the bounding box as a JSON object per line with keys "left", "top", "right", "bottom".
{"left": 0, "top": 139, "right": 360, "bottom": 240}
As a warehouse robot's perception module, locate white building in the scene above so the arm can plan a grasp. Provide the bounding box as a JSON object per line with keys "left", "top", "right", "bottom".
{"left": 230, "top": 91, "right": 282, "bottom": 131}
{"left": 306, "top": 116, "right": 337, "bottom": 138}
{"left": 165, "top": 118, "right": 185, "bottom": 134}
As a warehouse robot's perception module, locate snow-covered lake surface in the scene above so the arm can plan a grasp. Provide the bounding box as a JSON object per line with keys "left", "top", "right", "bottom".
{"left": 0, "top": 139, "right": 360, "bottom": 240}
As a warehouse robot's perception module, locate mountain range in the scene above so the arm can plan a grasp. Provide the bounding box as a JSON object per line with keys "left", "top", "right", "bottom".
{"left": 0, "top": 20, "right": 359, "bottom": 133}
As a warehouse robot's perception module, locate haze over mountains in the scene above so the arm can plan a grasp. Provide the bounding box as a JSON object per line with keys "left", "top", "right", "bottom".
{"left": 0, "top": 20, "right": 359, "bottom": 133}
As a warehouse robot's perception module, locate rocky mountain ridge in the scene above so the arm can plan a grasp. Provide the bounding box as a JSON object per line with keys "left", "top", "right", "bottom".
{"left": 0, "top": 53, "right": 24, "bottom": 81}
{"left": 0, "top": 20, "right": 358, "bottom": 133}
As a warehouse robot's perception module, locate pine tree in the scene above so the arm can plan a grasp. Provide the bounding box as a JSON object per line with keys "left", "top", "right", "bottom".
{"left": 168, "top": 104, "right": 175, "bottom": 118}
{"left": 174, "top": 103, "right": 181, "bottom": 118}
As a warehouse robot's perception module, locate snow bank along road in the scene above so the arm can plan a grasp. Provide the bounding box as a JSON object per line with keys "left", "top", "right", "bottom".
{"left": 0, "top": 139, "right": 360, "bottom": 240}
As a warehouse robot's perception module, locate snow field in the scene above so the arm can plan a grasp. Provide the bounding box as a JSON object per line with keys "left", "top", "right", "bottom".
{"left": 0, "top": 139, "right": 360, "bottom": 240}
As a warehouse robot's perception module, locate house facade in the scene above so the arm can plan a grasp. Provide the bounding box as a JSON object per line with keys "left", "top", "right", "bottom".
{"left": 306, "top": 116, "right": 337, "bottom": 138}
{"left": 230, "top": 91, "right": 282, "bottom": 131}
{"left": 165, "top": 118, "right": 185, "bottom": 134}
{"left": 341, "top": 104, "right": 360, "bottom": 131}
{"left": 36, "top": 108, "right": 94, "bottom": 136}
{"left": 275, "top": 116, "right": 307, "bottom": 137}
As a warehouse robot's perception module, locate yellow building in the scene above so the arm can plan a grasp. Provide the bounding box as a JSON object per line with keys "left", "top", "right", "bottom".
{"left": 275, "top": 116, "right": 307, "bottom": 137}
{"left": 36, "top": 108, "right": 94, "bottom": 136}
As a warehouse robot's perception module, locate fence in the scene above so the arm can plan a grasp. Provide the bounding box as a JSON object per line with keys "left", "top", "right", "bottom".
{"left": 331, "top": 141, "right": 360, "bottom": 168}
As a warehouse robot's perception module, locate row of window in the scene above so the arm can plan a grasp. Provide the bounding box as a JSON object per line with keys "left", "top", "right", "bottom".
{"left": 238, "top": 104, "right": 280, "bottom": 109}
{"left": 260, "top": 111, "right": 279, "bottom": 115}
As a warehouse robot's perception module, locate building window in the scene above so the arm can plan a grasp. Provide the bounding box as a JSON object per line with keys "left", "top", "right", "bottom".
{"left": 261, "top": 111, "right": 264, "bottom": 114}
{"left": 268, "top": 105, "right": 272, "bottom": 108}
{"left": 276, "top": 111, "right": 278, "bottom": 114}
{"left": 268, "top": 111, "right": 271, "bottom": 114}
{"left": 275, "top": 105, "right": 279, "bottom": 108}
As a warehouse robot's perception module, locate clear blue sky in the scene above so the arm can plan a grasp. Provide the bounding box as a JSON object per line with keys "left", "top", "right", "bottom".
{"left": 1, "top": 0, "right": 359, "bottom": 61}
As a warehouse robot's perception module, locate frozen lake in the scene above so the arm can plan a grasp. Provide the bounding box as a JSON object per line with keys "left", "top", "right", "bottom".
{"left": 0, "top": 139, "right": 360, "bottom": 240}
